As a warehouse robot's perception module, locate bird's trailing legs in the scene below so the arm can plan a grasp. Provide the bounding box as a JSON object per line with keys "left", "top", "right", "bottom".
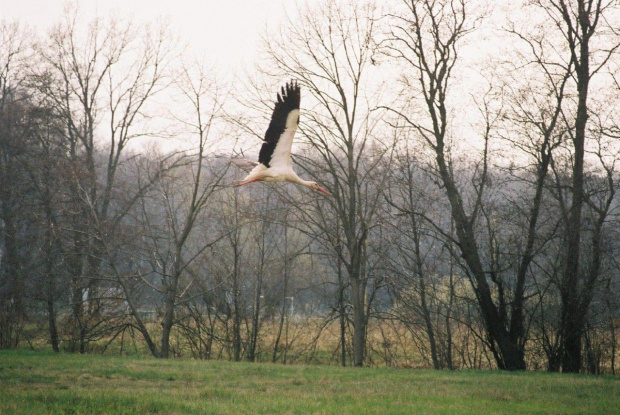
{"left": 233, "top": 177, "right": 258, "bottom": 187}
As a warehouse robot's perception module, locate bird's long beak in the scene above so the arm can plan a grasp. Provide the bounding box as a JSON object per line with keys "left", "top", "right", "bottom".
{"left": 316, "top": 185, "right": 330, "bottom": 196}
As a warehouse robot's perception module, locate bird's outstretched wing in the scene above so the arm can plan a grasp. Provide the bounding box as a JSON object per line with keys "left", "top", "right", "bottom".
{"left": 230, "top": 157, "right": 258, "bottom": 172}
{"left": 216, "top": 153, "right": 258, "bottom": 172}
{"left": 258, "top": 81, "right": 300, "bottom": 168}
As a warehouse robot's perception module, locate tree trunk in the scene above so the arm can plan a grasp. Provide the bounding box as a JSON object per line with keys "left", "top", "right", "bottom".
{"left": 558, "top": 0, "right": 593, "bottom": 374}
{"left": 160, "top": 291, "right": 175, "bottom": 358}
{"left": 232, "top": 281, "right": 242, "bottom": 362}
{"left": 561, "top": 311, "right": 584, "bottom": 373}
{"left": 420, "top": 285, "right": 440, "bottom": 370}
{"left": 435, "top": 148, "right": 526, "bottom": 371}
{"left": 247, "top": 271, "right": 262, "bottom": 362}
{"left": 272, "top": 226, "right": 290, "bottom": 363}
{"left": 336, "top": 253, "right": 347, "bottom": 367}
{"left": 161, "top": 261, "right": 180, "bottom": 358}
{"left": 67, "top": 172, "right": 87, "bottom": 354}
{"left": 0, "top": 203, "right": 24, "bottom": 349}
{"left": 445, "top": 271, "right": 455, "bottom": 370}
{"left": 412, "top": 211, "right": 439, "bottom": 369}
{"left": 45, "top": 257, "right": 60, "bottom": 353}
{"left": 46, "top": 296, "right": 59, "bottom": 353}
{"left": 339, "top": 288, "right": 347, "bottom": 367}
{"left": 69, "top": 279, "right": 84, "bottom": 353}
{"left": 350, "top": 276, "right": 366, "bottom": 367}
{"left": 272, "top": 302, "right": 286, "bottom": 363}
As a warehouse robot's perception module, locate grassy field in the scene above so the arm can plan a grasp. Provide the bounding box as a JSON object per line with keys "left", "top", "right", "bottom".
{"left": 0, "top": 350, "right": 618, "bottom": 414}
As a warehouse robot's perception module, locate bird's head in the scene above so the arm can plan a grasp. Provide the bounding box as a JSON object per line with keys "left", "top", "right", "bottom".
{"left": 309, "top": 182, "right": 330, "bottom": 196}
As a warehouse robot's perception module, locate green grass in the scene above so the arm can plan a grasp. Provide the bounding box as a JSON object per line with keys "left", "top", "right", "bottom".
{"left": 1, "top": 350, "right": 618, "bottom": 414}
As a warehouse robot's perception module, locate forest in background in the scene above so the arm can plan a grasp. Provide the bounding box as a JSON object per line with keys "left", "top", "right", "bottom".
{"left": 1, "top": 0, "right": 619, "bottom": 373}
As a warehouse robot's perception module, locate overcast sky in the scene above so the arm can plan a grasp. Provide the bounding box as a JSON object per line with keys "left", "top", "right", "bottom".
{"left": 2, "top": 0, "right": 310, "bottom": 72}
{"left": 1, "top": 0, "right": 503, "bottom": 155}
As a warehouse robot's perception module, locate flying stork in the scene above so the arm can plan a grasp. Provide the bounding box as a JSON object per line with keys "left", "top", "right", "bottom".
{"left": 231, "top": 81, "right": 330, "bottom": 196}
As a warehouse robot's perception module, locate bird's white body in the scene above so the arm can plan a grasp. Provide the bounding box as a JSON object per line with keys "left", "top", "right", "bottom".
{"left": 242, "top": 162, "right": 312, "bottom": 186}
{"left": 246, "top": 164, "right": 292, "bottom": 182}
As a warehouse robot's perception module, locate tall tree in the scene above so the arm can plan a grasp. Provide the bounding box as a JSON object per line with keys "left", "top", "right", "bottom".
{"left": 33, "top": 7, "right": 175, "bottom": 352}
{"left": 0, "top": 21, "right": 34, "bottom": 349}
{"left": 385, "top": 146, "right": 456, "bottom": 370}
{"left": 384, "top": 0, "right": 532, "bottom": 370}
{"left": 122, "top": 63, "right": 227, "bottom": 358}
{"left": 542, "top": 0, "right": 620, "bottom": 373}
{"left": 259, "top": 0, "right": 389, "bottom": 366}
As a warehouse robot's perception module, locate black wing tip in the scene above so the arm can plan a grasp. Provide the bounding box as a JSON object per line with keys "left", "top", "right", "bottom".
{"left": 284, "top": 79, "right": 299, "bottom": 91}
{"left": 276, "top": 80, "right": 300, "bottom": 108}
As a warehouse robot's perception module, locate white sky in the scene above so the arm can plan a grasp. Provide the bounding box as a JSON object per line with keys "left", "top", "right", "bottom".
{"left": 2, "top": 0, "right": 307, "bottom": 72}
{"left": 2, "top": 0, "right": 317, "bottom": 153}
{"left": 1, "top": 0, "right": 512, "bottom": 157}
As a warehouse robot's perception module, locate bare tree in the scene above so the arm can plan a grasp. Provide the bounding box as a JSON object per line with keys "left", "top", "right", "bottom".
{"left": 207, "top": 186, "right": 252, "bottom": 361}
{"left": 121, "top": 63, "right": 228, "bottom": 358}
{"left": 32, "top": 6, "right": 176, "bottom": 352}
{"left": 538, "top": 0, "right": 620, "bottom": 373}
{"left": 384, "top": 0, "right": 534, "bottom": 370}
{"left": 258, "top": 0, "right": 390, "bottom": 366}
{"left": 386, "top": 0, "right": 620, "bottom": 372}
{"left": 385, "top": 145, "right": 456, "bottom": 369}
{"left": 23, "top": 98, "right": 69, "bottom": 354}
{"left": 0, "top": 21, "right": 36, "bottom": 349}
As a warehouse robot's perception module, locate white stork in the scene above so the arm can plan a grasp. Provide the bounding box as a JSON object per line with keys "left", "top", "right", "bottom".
{"left": 231, "top": 81, "right": 330, "bottom": 196}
